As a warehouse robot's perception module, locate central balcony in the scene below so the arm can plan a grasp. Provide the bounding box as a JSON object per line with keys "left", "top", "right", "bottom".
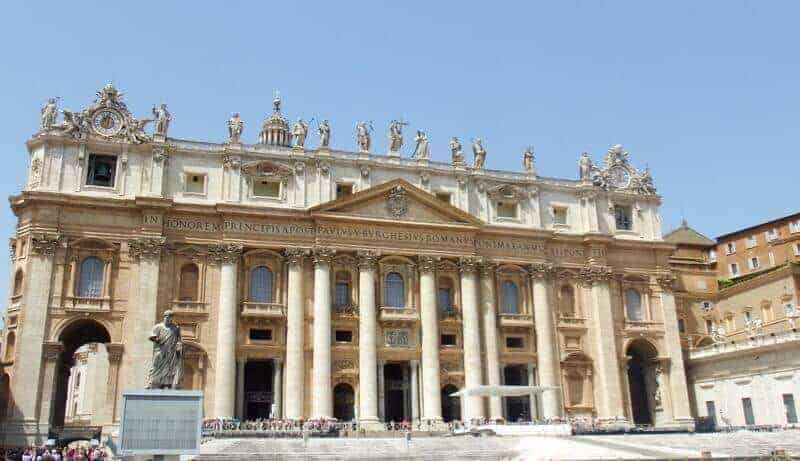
{"left": 558, "top": 315, "right": 587, "bottom": 330}
{"left": 498, "top": 313, "right": 534, "bottom": 328}
{"left": 241, "top": 302, "right": 285, "bottom": 319}
{"left": 379, "top": 306, "right": 419, "bottom": 324}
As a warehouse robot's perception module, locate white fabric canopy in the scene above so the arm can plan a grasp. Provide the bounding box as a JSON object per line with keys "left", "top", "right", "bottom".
{"left": 449, "top": 385, "right": 559, "bottom": 397}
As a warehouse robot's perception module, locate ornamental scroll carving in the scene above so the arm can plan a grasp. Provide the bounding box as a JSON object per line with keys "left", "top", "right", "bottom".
{"left": 458, "top": 256, "right": 482, "bottom": 274}
{"left": 357, "top": 250, "right": 379, "bottom": 270}
{"left": 312, "top": 246, "right": 336, "bottom": 265}
{"left": 577, "top": 265, "right": 613, "bottom": 287}
{"left": 528, "top": 262, "right": 555, "bottom": 279}
{"left": 283, "top": 247, "right": 309, "bottom": 265}
{"left": 487, "top": 184, "right": 526, "bottom": 202}
{"left": 417, "top": 255, "right": 438, "bottom": 273}
{"left": 208, "top": 243, "right": 243, "bottom": 264}
{"left": 31, "top": 233, "right": 63, "bottom": 256}
{"left": 128, "top": 237, "right": 166, "bottom": 261}
{"left": 656, "top": 273, "right": 676, "bottom": 292}
{"left": 479, "top": 262, "right": 497, "bottom": 279}
{"left": 241, "top": 160, "right": 291, "bottom": 183}
{"left": 334, "top": 359, "right": 355, "bottom": 372}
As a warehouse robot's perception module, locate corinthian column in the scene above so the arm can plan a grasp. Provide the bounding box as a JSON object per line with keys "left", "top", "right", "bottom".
{"left": 284, "top": 248, "right": 307, "bottom": 420}
{"left": 311, "top": 246, "right": 335, "bottom": 419}
{"left": 418, "top": 255, "right": 443, "bottom": 423}
{"left": 479, "top": 263, "right": 503, "bottom": 421}
{"left": 357, "top": 251, "right": 380, "bottom": 427}
{"left": 459, "top": 256, "right": 485, "bottom": 420}
{"left": 210, "top": 243, "right": 243, "bottom": 418}
{"left": 529, "top": 263, "right": 562, "bottom": 419}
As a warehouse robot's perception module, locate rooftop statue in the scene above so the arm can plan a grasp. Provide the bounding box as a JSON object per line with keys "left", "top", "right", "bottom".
{"left": 387, "top": 119, "right": 406, "bottom": 153}
{"left": 412, "top": 130, "right": 429, "bottom": 160}
{"left": 146, "top": 310, "right": 183, "bottom": 389}
{"left": 472, "top": 138, "right": 486, "bottom": 169}
{"left": 152, "top": 103, "right": 171, "bottom": 137}
{"left": 356, "top": 121, "right": 372, "bottom": 152}
{"left": 523, "top": 146, "right": 535, "bottom": 174}
{"left": 41, "top": 98, "right": 58, "bottom": 130}
{"left": 293, "top": 118, "right": 309, "bottom": 148}
{"left": 449, "top": 137, "right": 465, "bottom": 166}
{"left": 228, "top": 113, "right": 244, "bottom": 144}
{"left": 578, "top": 152, "right": 593, "bottom": 182}
{"left": 318, "top": 119, "right": 330, "bottom": 148}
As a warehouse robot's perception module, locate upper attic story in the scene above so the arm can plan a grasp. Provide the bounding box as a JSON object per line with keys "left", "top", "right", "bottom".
{"left": 21, "top": 84, "right": 665, "bottom": 240}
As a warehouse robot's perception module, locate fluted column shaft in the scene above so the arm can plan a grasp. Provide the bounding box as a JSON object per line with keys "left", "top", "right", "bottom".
{"left": 459, "top": 257, "right": 485, "bottom": 420}
{"left": 357, "top": 252, "right": 380, "bottom": 425}
{"left": 410, "top": 360, "right": 420, "bottom": 422}
{"left": 284, "top": 248, "right": 306, "bottom": 419}
{"left": 529, "top": 263, "right": 562, "bottom": 419}
{"left": 479, "top": 264, "right": 503, "bottom": 421}
{"left": 311, "top": 247, "right": 335, "bottom": 419}
{"left": 418, "top": 256, "right": 443, "bottom": 422}
{"left": 212, "top": 243, "right": 242, "bottom": 418}
{"left": 273, "top": 358, "right": 283, "bottom": 419}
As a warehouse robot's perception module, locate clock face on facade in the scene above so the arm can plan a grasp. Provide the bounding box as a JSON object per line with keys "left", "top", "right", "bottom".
{"left": 92, "top": 109, "right": 123, "bottom": 137}
{"left": 608, "top": 166, "right": 631, "bottom": 189}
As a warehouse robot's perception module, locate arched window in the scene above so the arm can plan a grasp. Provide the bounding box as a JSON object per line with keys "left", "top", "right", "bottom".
{"left": 438, "top": 277, "right": 453, "bottom": 313}
{"left": 249, "top": 266, "right": 273, "bottom": 303}
{"left": 385, "top": 272, "right": 405, "bottom": 307}
{"left": 560, "top": 285, "right": 575, "bottom": 317}
{"left": 179, "top": 263, "right": 199, "bottom": 301}
{"left": 625, "top": 288, "right": 643, "bottom": 321}
{"left": 501, "top": 281, "right": 519, "bottom": 314}
{"left": 12, "top": 270, "right": 23, "bottom": 296}
{"left": 77, "top": 257, "right": 104, "bottom": 298}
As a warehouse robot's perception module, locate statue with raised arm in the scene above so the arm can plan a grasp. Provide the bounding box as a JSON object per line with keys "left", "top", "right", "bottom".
{"left": 472, "top": 138, "right": 486, "bottom": 169}
{"left": 41, "top": 98, "right": 58, "bottom": 130}
{"left": 293, "top": 118, "right": 309, "bottom": 148}
{"left": 228, "top": 113, "right": 243, "bottom": 144}
{"left": 356, "top": 121, "right": 371, "bottom": 152}
{"left": 147, "top": 310, "right": 183, "bottom": 389}
{"left": 318, "top": 119, "right": 330, "bottom": 148}
{"left": 523, "top": 146, "right": 535, "bottom": 173}
{"left": 60, "top": 109, "right": 85, "bottom": 139}
{"left": 152, "top": 103, "right": 171, "bottom": 137}
{"left": 579, "top": 152, "right": 593, "bottom": 182}
{"left": 412, "top": 130, "right": 429, "bottom": 160}
{"left": 388, "top": 119, "right": 404, "bottom": 153}
{"left": 450, "top": 136, "right": 464, "bottom": 166}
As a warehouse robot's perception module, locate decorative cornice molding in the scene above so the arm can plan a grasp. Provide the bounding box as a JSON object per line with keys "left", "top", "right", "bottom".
{"left": 656, "top": 273, "right": 676, "bottom": 292}
{"left": 479, "top": 262, "right": 497, "bottom": 279}
{"left": 208, "top": 243, "right": 243, "bottom": 264}
{"left": 106, "top": 343, "right": 124, "bottom": 363}
{"left": 578, "top": 264, "right": 613, "bottom": 286}
{"left": 356, "top": 250, "right": 379, "bottom": 271}
{"left": 128, "top": 237, "right": 166, "bottom": 261}
{"left": 31, "top": 233, "right": 63, "bottom": 256}
{"left": 312, "top": 246, "right": 336, "bottom": 265}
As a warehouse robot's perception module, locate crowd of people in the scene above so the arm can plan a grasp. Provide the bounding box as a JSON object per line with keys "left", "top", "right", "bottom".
{"left": 202, "top": 418, "right": 348, "bottom": 438}
{"left": 1, "top": 445, "right": 107, "bottom": 461}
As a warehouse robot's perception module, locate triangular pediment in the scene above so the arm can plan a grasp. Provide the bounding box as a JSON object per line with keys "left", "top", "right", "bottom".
{"left": 310, "top": 179, "right": 482, "bottom": 227}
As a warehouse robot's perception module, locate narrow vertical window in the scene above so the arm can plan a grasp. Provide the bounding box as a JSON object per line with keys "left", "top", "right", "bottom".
{"left": 249, "top": 266, "right": 273, "bottom": 303}
{"left": 501, "top": 281, "right": 519, "bottom": 314}
{"left": 385, "top": 272, "right": 405, "bottom": 307}
{"left": 625, "top": 288, "right": 643, "bottom": 321}
{"left": 179, "top": 263, "right": 200, "bottom": 301}
{"left": 77, "top": 257, "right": 104, "bottom": 298}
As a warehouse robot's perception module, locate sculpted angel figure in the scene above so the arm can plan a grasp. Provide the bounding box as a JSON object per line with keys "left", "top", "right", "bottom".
{"left": 449, "top": 136, "right": 465, "bottom": 165}
{"left": 60, "top": 109, "right": 85, "bottom": 139}
{"left": 523, "top": 146, "right": 535, "bottom": 173}
{"left": 41, "top": 98, "right": 58, "bottom": 130}
{"left": 152, "top": 103, "right": 171, "bottom": 137}
{"left": 147, "top": 310, "right": 183, "bottom": 389}
{"left": 126, "top": 118, "right": 152, "bottom": 144}
{"left": 228, "top": 113, "right": 244, "bottom": 144}
{"left": 388, "top": 119, "right": 404, "bottom": 153}
{"left": 412, "top": 130, "right": 429, "bottom": 160}
{"left": 472, "top": 138, "right": 487, "bottom": 169}
{"left": 356, "top": 121, "right": 371, "bottom": 152}
{"left": 318, "top": 119, "right": 330, "bottom": 148}
{"left": 293, "top": 118, "right": 309, "bottom": 148}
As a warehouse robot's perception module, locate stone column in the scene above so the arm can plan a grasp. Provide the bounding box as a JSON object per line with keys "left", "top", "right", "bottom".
{"left": 479, "top": 263, "right": 503, "bottom": 421}
{"left": 210, "top": 243, "right": 243, "bottom": 418}
{"left": 378, "top": 360, "right": 386, "bottom": 421}
{"left": 458, "top": 257, "right": 485, "bottom": 420}
{"left": 529, "top": 263, "right": 561, "bottom": 419}
{"left": 418, "top": 256, "right": 443, "bottom": 422}
{"left": 311, "top": 247, "right": 335, "bottom": 419}
{"left": 527, "top": 364, "right": 537, "bottom": 421}
{"left": 284, "top": 248, "right": 307, "bottom": 420}
{"left": 580, "top": 265, "right": 626, "bottom": 421}
{"left": 656, "top": 275, "right": 694, "bottom": 427}
{"left": 410, "top": 360, "right": 420, "bottom": 423}
{"left": 272, "top": 358, "right": 283, "bottom": 419}
{"left": 235, "top": 358, "right": 246, "bottom": 419}
{"left": 149, "top": 147, "right": 168, "bottom": 196}
{"left": 11, "top": 234, "right": 60, "bottom": 431}
{"left": 127, "top": 237, "right": 166, "bottom": 390}
{"left": 105, "top": 343, "right": 124, "bottom": 423}
{"left": 357, "top": 251, "right": 380, "bottom": 427}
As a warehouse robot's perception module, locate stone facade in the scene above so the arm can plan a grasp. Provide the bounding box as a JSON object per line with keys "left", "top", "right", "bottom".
{"left": 0, "top": 85, "right": 691, "bottom": 444}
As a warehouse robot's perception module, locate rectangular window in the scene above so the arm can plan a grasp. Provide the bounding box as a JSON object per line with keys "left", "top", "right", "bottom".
{"left": 253, "top": 180, "right": 281, "bottom": 198}
{"left": 336, "top": 183, "right": 353, "bottom": 198}
{"left": 335, "top": 330, "right": 353, "bottom": 343}
{"left": 748, "top": 257, "right": 760, "bottom": 271}
{"left": 185, "top": 173, "right": 206, "bottom": 194}
{"left": 766, "top": 229, "right": 778, "bottom": 241}
{"left": 784, "top": 394, "right": 798, "bottom": 424}
{"left": 506, "top": 336, "right": 524, "bottom": 349}
{"left": 438, "top": 287, "right": 452, "bottom": 311}
{"left": 746, "top": 235, "right": 757, "bottom": 249}
{"left": 86, "top": 154, "right": 117, "bottom": 187}
{"left": 707, "top": 249, "right": 717, "bottom": 261}
{"left": 334, "top": 282, "right": 349, "bottom": 307}
{"left": 726, "top": 242, "right": 736, "bottom": 255}
{"left": 790, "top": 220, "right": 800, "bottom": 234}
{"left": 730, "top": 263, "right": 739, "bottom": 276}
{"left": 497, "top": 201, "right": 518, "bottom": 219}
{"left": 249, "top": 329, "right": 272, "bottom": 341}
{"left": 440, "top": 334, "right": 457, "bottom": 346}
{"left": 742, "top": 397, "right": 755, "bottom": 425}
{"left": 794, "top": 243, "right": 800, "bottom": 256}
{"left": 614, "top": 205, "right": 633, "bottom": 231}
{"left": 768, "top": 252, "right": 775, "bottom": 266}
{"left": 435, "top": 192, "right": 451, "bottom": 204}
{"left": 553, "top": 207, "right": 568, "bottom": 225}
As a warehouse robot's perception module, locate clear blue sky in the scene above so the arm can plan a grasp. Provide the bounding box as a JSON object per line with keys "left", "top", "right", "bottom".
{"left": 1, "top": 1, "right": 798, "bottom": 301}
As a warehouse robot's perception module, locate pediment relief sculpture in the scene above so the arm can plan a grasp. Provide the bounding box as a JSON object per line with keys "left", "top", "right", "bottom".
{"left": 487, "top": 184, "right": 527, "bottom": 202}
{"left": 240, "top": 160, "right": 292, "bottom": 183}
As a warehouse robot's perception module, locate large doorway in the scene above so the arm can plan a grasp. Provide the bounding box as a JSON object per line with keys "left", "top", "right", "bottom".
{"left": 333, "top": 383, "right": 356, "bottom": 421}
{"left": 504, "top": 365, "right": 530, "bottom": 422}
{"left": 626, "top": 340, "right": 657, "bottom": 426}
{"left": 441, "top": 384, "right": 461, "bottom": 422}
{"left": 383, "top": 363, "right": 409, "bottom": 423}
{"left": 244, "top": 360, "right": 273, "bottom": 420}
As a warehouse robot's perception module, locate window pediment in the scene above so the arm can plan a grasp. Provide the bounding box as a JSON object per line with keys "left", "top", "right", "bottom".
{"left": 240, "top": 160, "right": 292, "bottom": 183}
{"left": 487, "top": 184, "right": 526, "bottom": 202}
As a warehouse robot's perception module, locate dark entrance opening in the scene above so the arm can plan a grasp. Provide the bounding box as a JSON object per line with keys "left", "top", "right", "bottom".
{"left": 53, "top": 320, "right": 112, "bottom": 427}
{"left": 244, "top": 360, "right": 273, "bottom": 420}
{"left": 504, "top": 365, "right": 530, "bottom": 422}
{"left": 383, "top": 363, "right": 409, "bottom": 423}
{"left": 626, "top": 340, "right": 657, "bottom": 426}
{"left": 441, "top": 384, "right": 461, "bottom": 422}
{"left": 333, "top": 383, "right": 356, "bottom": 421}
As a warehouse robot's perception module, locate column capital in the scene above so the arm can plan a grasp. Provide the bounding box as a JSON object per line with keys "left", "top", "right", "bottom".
{"left": 128, "top": 237, "right": 166, "bottom": 261}
{"left": 528, "top": 262, "right": 555, "bottom": 280}
{"left": 458, "top": 256, "right": 483, "bottom": 274}
{"left": 357, "top": 250, "right": 379, "bottom": 271}
{"left": 417, "top": 255, "right": 439, "bottom": 273}
{"left": 283, "top": 247, "right": 309, "bottom": 265}
{"left": 577, "top": 264, "right": 613, "bottom": 287}
{"left": 31, "top": 233, "right": 63, "bottom": 256}
{"left": 312, "top": 246, "right": 336, "bottom": 265}
{"left": 208, "top": 243, "right": 243, "bottom": 264}
{"left": 479, "top": 262, "right": 497, "bottom": 279}
{"left": 42, "top": 342, "right": 64, "bottom": 361}
{"left": 106, "top": 343, "right": 125, "bottom": 363}
{"left": 655, "top": 272, "right": 676, "bottom": 292}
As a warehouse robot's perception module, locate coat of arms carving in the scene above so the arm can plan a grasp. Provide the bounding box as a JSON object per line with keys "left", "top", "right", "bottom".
{"left": 385, "top": 185, "right": 408, "bottom": 219}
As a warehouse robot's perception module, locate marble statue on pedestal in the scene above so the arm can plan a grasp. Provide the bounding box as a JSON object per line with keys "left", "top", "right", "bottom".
{"left": 318, "top": 119, "right": 330, "bottom": 148}
{"left": 41, "top": 98, "right": 58, "bottom": 130}
{"left": 523, "top": 146, "right": 535, "bottom": 173}
{"left": 228, "top": 113, "right": 243, "bottom": 144}
{"left": 356, "top": 121, "right": 372, "bottom": 152}
{"left": 388, "top": 119, "right": 405, "bottom": 153}
{"left": 579, "top": 152, "right": 593, "bottom": 182}
{"left": 412, "top": 130, "right": 429, "bottom": 160}
{"left": 293, "top": 118, "right": 309, "bottom": 148}
{"left": 152, "top": 104, "right": 171, "bottom": 137}
{"left": 450, "top": 137, "right": 464, "bottom": 166}
{"left": 147, "top": 310, "right": 183, "bottom": 389}
{"left": 472, "top": 138, "right": 486, "bottom": 169}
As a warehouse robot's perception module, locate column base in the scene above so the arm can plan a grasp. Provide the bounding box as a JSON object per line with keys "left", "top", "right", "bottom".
{"left": 419, "top": 418, "right": 448, "bottom": 432}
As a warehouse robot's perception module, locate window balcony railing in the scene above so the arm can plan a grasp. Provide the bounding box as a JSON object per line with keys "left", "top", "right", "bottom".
{"left": 379, "top": 306, "right": 419, "bottom": 323}
{"left": 498, "top": 313, "right": 534, "bottom": 327}
{"left": 64, "top": 296, "right": 111, "bottom": 312}
{"left": 558, "top": 316, "right": 587, "bottom": 329}
{"left": 241, "top": 302, "right": 285, "bottom": 318}
{"left": 170, "top": 300, "right": 207, "bottom": 315}
{"left": 439, "top": 308, "right": 462, "bottom": 323}
{"left": 333, "top": 303, "right": 359, "bottom": 317}
{"left": 624, "top": 319, "right": 661, "bottom": 331}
